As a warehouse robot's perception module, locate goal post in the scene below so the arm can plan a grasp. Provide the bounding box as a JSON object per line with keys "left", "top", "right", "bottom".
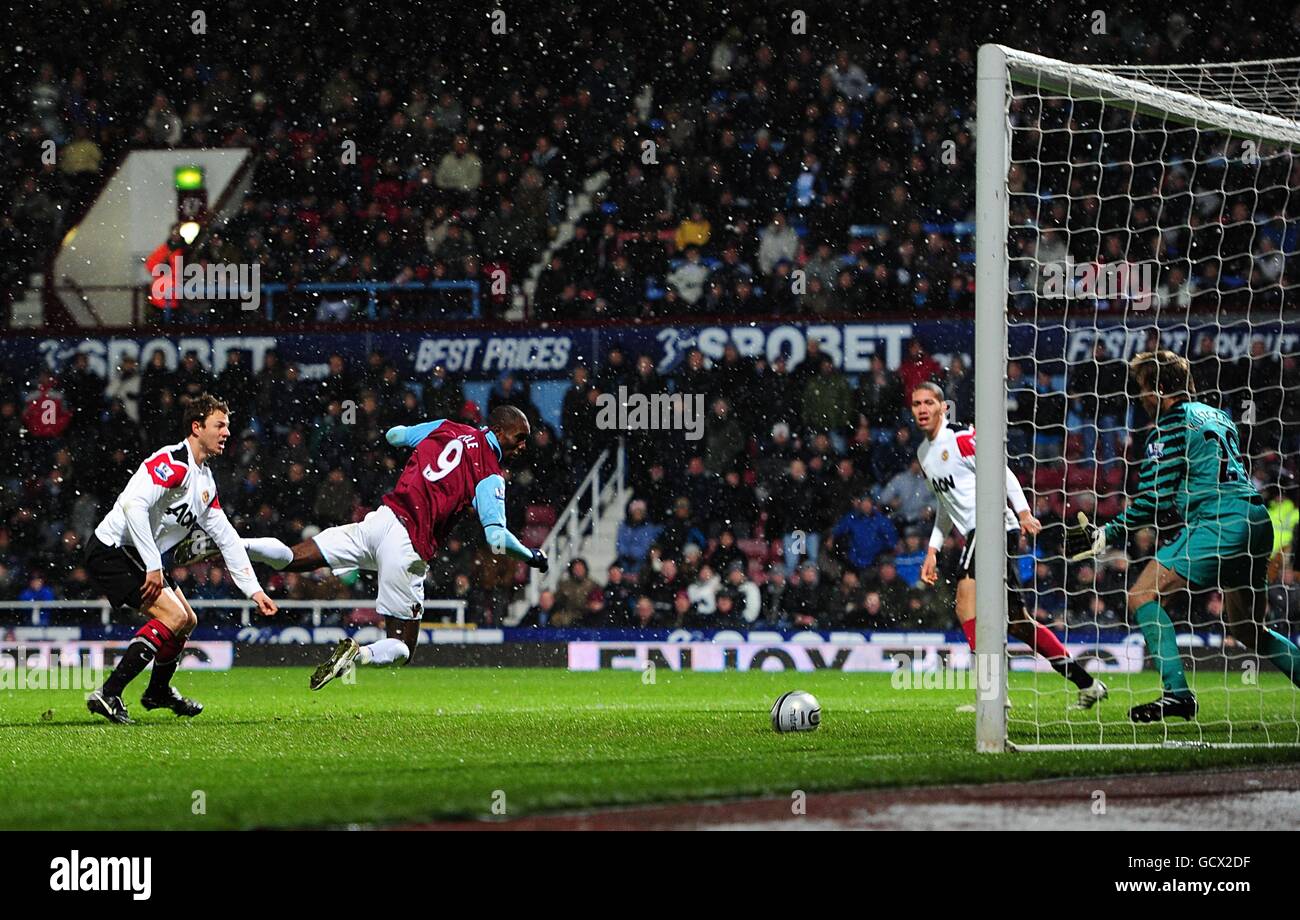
{"left": 974, "top": 43, "right": 1012, "bottom": 753}
{"left": 974, "top": 44, "right": 1300, "bottom": 751}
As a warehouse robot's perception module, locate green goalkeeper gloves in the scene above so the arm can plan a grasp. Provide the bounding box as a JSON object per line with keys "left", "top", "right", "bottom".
{"left": 1066, "top": 512, "right": 1107, "bottom": 561}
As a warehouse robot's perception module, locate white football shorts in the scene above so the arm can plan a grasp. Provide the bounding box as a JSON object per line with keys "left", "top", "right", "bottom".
{"left": 310, "top": 505, "right": 428, "bottom": 621}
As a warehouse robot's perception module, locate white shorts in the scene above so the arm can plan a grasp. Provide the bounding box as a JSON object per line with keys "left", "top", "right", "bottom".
{"left": 311, "top": 505, "right": 428, "bottom": 621}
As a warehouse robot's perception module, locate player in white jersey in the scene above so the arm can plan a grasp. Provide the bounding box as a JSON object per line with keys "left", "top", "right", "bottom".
{"left": 911, "top": 382, "right": 1106, "bottom": 710}
{"left": 84, "top": 395, "right": 278, "bottom": 724}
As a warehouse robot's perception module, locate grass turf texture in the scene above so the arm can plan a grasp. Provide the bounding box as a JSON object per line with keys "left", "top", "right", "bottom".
{"left": 3, "top": 668, "right": 1300, "bottom": 829}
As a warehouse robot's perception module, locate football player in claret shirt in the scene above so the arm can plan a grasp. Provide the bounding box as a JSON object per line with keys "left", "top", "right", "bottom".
{"left": 84, "top": 394, "right": 279, "bottom": 724}
{"left": 1067, "top": 351, "right": 1300, "bottom": 722}
{"left": 910, "top": 381, "right": 1107, "bottom": 711}
{"left": 235, "top": 405, "right": 548, "bottom": 688}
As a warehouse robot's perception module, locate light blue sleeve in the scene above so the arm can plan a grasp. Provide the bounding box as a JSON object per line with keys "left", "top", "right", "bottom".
{"left": 474, "top": 474, "right": 533, "bottom": 561}
{"left": 386, "top": 419, "right": 445, "bottom": 448}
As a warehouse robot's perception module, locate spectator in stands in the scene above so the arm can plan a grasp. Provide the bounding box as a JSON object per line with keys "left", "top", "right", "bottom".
{"left": 758, "top": 211, "right": 799, "bottom": 275}
{"left": 192, "top": 565, "right": 233, "bottom": 602}
{"left": 945, "top": 355, "right": 975, "bottom": 424}
{"left": 667, "top": 246, "right": 709, "bottom": 305}
{"left": 878, "top": 459, "right": 931, "bottom": 528}
{"left": 679, "top": 542, "right": 704, "bottom": 584}
{"left": 1005, "top": 360, "right": 1035, "bottom": 459}
{"left": 675, "top": 205, "right": 711, "bottom": 251}
{"left": 869, "top": 556, "right": 911, "bottom": 617}
{"left": 312, "top": 467, "right": 357, "bottom": 527}
{"left": 61, "top": 352, "right": 103, "bottom": 433}
{"left": 856, "top": 354, "right": 902, "bottom": 429}
{"left": 435, "top": 135, "right": 483, "bottom": 208}
{"left": 599, "top": 564, "right": 635, "bottom": 625}
{"left": 554, "top": 558, "right": 598, "bottom": 627}
{"left": 767, "top": 459, "right": 819, "bottom": 575}
{"left": 716, "top": 469, "right": 758, "bottom": 537}
{"left": 723, "top": 564, "right": 762, "bottom": 624}
{"left": 784, "top": 564, "right": 827, "bottom": 629}
{"left": 897, "top": 340, "right": 943, "bottom": 397}
{"left": 703, "top": 397, "right": 744, "bottom": 475}
{"left": 1269, "top": 567, "right": 1300, "bottom": 625}
{"left": 522, "top": 589, "right": 558, "bottom": 628}
{"left": 655, "top": 497, "right": 706, "bottom": 560}
{"left": 1033, "top": 368, "right": 1067, "bottom": 459}
{"left": 18, "top": 570, "right": 55, "bottom": 620}
{"left": 637, "top": 594, "right": 666, "bottom": 629}
{"left": 684, "top": 563, "right": 720, "bottom": 622}
{"left": 105, "top": 356, "right": 142, "bottom": 425}
{"left": 829, "top": 570, "right": 868, "bottom": 628}
{"left": 616, "top": 499, "right": 660, "bottom": 574}
{"left": 871, "top": 425, "right": 915, "bottom": 486}
{"left": 801, "top": 355, "right": 853, "bottom": 449}
{"left": 829, "top": 494, "right": 900, "bottom": 577}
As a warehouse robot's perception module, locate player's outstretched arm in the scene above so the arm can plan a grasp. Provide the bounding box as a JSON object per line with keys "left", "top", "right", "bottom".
{"left": 921, "top": 502, "right": 950, "bottom": 586}
{"left": 473, "top": 474, "right": 548, "bottom": 571}
{"left": 1005, "top": 467, "right": 1041, "bottom": 535}
{"left": 1081, "top": 431, "right": 1186, "bottom": 557}
{"left": 198, "top": 499, "right": 278, "bottom": 616}
{"left": 385, "top": 419, "right": 446, "bottom": 448}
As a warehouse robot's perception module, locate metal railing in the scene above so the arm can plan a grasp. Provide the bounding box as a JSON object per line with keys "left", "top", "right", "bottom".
{"left": 521, "top": 438, "right": 625, "bottom": 614}
{"left": 49, "top": 279, "right": 482, "bottom": 326}
{"left": 0, "top": 598, "right": 467, "bottom": 628}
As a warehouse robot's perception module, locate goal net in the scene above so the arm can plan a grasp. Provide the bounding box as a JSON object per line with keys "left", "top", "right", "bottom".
{"left": 974, "top": 46, "right": 1300, "bottom": 751}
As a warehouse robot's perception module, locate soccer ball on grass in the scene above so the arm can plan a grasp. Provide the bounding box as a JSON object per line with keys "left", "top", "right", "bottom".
{"left": 771, "top": 690, "right": 821, "bottom": 733}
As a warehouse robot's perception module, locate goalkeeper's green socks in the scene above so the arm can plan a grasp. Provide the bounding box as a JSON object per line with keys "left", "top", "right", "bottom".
{"left": 1134, "top": 601, "right": 1192, "bottom": 697}
{"left": 1259, "top": 629, "right": 1300, "bottom": 687}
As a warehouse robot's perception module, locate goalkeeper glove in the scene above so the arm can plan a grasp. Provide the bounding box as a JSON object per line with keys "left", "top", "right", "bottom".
{"left": 1065, "top": 512, "right": 1107, "bottom": 561}
{"left": 527, "top": 548, "right": 549, "bottom": 574}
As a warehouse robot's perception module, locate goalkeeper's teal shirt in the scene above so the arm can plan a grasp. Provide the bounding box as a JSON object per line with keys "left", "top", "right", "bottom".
{"left": 1103, "top": 399, "right": 1257, "bottom": 544}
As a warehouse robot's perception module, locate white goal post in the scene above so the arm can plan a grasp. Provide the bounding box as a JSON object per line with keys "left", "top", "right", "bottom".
{"left": 974, "top": 44, "right": 1300, "bottom": 752}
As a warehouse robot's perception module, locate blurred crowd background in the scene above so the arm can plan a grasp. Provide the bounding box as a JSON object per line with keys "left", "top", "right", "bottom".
{"left": 7, "top": 3, "right": 1300, "bottom": 323}
{"left": 1, "top": 337, "right": 1297, "bottom": 634}
{"left": 3, "top": 1, "right": 1299, "bottom": 635}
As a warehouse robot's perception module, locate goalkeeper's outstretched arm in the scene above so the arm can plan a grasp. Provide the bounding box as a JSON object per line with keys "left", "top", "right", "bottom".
{"left": 1070, "top": 432, "right": 1186, "bottom": 560}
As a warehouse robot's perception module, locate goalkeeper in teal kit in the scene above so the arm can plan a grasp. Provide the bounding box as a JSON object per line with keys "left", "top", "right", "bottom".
{"left": 1068, "top": 350, "right": 1300, "bottom": 722}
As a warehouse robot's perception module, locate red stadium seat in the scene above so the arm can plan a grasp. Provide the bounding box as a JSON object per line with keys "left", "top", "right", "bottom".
{"left": 521, "top": 525, "right": 549, "bottom": 548}
{"left": 1034, "top": 464, "right": 1065, "bottom": 493}
{"left": 526, "top": 504, "right": 557, "bottom": 527}
{"left": 1066, "top": 463, "right": 1100, "bottom": 492}
{"left": 1096, "top": 495, "right": 1123, "bottom": 518}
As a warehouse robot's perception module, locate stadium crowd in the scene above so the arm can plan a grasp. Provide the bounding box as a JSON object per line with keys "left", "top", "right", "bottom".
{"left": 8, "top": 4, "right": 1300, "bottom": 325}
{"left": 3, "top": 1, "right": 1300, "bottom": 638}
{"left": 2, "top": 333, "right": 1298, "bottom": 638}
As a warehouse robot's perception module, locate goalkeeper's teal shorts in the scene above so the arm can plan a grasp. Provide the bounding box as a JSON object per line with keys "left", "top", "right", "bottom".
{"left": 1155, "top": 497, "right": 1274, "bottom": 591}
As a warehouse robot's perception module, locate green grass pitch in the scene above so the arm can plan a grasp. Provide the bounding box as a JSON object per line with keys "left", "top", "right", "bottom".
{"left": 3, "top": 668, "right": 1299, "bottom": 829}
